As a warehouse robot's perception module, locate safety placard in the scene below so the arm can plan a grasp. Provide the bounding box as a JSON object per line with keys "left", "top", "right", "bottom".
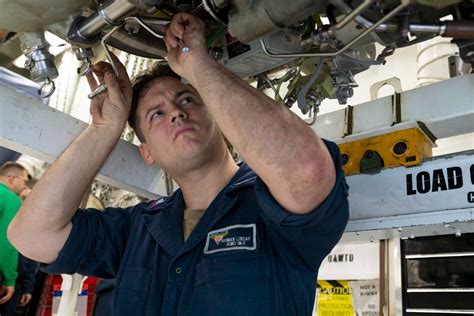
{"left": 350, "top": 280, "right": 379, "bottom": 316}
{"left": 316, "top": 280, "right": 354, "bottom": 316}
{"left": 314, "top": 280, "right": 380, "bottom": 316}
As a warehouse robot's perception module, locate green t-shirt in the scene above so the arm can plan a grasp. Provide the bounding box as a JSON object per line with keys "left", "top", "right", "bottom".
{"left": 0, "top": 183, "right": 21, "bottom": 286}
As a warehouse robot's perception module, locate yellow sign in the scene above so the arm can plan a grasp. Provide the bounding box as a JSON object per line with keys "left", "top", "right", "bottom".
{"left": 316, "top": 280, "right": 354, "bottom": 316}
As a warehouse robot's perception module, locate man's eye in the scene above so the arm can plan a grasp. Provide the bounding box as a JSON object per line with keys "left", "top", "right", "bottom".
{"left": 150, "top": 111, "right": 163, "bottom": 121}
{"left": 180, "top": 96, "right": 193, "bottom": 106}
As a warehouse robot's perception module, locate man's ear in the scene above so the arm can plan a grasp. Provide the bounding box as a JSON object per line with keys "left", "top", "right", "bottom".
{"left": 7, "top": 175, "right": 15, "bottom": 186}
{"left": 139, "top": 143, "right": 155, "bottom": 165}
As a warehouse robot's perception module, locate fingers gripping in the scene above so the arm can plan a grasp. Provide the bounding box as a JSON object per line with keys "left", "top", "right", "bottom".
{"left": 86, "top": 54, "right": 131, "bottom": 101}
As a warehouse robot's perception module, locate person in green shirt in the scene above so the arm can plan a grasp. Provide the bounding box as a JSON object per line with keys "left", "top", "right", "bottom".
{"left": 0, "top": 162, "right": 29, "bottom": 305}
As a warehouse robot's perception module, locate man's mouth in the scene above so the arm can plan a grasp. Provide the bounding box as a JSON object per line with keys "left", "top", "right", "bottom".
{"left": 174, "top": 128, "right": 195, "bottom": 140}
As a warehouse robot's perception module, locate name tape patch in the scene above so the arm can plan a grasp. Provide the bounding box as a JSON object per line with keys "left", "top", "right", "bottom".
{"left": 204, "top": 224, "right": 257, "bottom": 254}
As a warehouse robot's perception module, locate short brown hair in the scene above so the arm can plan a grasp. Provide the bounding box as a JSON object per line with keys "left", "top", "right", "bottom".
{"left": 0, "top": 161, "right": 29, "bottom": 178}
{"left": 128, "top": 61, "right": 181, "bottom": 143}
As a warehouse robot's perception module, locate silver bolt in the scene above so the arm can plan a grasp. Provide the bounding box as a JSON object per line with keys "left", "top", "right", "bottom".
{"left": 306, "top": 90, "right": 321, "bottom": 107}
{"left": 124, "top": 23, "right": 140, "bottom": 35}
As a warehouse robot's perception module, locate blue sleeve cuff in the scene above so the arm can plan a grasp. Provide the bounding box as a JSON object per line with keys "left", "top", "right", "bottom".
{"left": 253, "top": 140, "right": 349, "bottom": 269}
{"left": 255, "top": 139, "right": 349, "bottom": 228}
{"left": 41, "top": 210, "right": 90, "bottom": 275}
{"left": 41, "top": 205, "right": 136, "bottom": 278}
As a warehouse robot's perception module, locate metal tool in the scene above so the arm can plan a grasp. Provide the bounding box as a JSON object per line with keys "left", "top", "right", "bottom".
{"left": 88, "top": 16, "right": 172, "bottom": 99}
{"left": 88, "top": 83, "right": 108, "bottom": 99}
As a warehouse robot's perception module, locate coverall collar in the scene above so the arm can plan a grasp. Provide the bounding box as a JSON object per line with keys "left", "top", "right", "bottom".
{"left": 141, "top": 162, "right": 256, "bottom": 258}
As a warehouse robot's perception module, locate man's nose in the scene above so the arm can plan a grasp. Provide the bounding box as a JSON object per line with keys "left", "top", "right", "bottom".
{"left": 170, "top": 107, "right": 188, "bottom": 124}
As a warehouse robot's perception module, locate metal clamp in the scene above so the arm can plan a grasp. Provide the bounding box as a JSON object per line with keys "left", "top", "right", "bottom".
{"left": 296, "top": 57, "right": 324, "bottom": 114}
{"left": 77, "top": 58, "right": 93, "bottom": 76}
{"left": 38, "top": 78, "right": 56, "bottom": 98}
{"left": 103, "top": 17, "right": 168, "bottom": 76}
{"left": 306, "top": 104, "right": 319, "bottom": 126}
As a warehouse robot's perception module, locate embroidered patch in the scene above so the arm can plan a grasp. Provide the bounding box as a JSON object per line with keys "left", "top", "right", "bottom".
{"left": 204, "top": 224, "right": 257, "bottom": 254}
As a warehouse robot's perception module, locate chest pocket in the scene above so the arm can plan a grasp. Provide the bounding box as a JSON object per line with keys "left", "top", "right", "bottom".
{"left": 193, "top": 252, "right": 270, "bottom": 316}
{"left": 115, "top": 266, "right": 152, "bottom": 316}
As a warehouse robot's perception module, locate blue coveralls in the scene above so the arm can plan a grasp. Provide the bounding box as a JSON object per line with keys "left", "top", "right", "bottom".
{"left": 43, "top": 140, "right": 349, "bottom": 316}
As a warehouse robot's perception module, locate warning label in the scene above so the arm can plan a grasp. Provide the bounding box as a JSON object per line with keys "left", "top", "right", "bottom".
{"left": 350, "top": 280, "right": 379, "bottom": 316}
{"left": 314, "top": 280, "right": 379, "bottom": 316}
{"left": 316, "top": 280, "right": 354, "bottom": 316}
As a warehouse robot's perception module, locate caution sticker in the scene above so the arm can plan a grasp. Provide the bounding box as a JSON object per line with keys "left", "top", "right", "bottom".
{"left": 316, "top": 280, "right": 354, "bottom": 316}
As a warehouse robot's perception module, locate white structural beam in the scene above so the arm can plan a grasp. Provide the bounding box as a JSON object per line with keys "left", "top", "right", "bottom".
{"left": 313, "top": 74, "right": 474, "bottom": 141}
{"left": 1, "top": 73, "right": 473, "bottom": 239}
{"left": 0, "top": 85, "right": 165, "bottom": 199}
{"left": 343, "top": 151, "right": 474, "bottom": 241}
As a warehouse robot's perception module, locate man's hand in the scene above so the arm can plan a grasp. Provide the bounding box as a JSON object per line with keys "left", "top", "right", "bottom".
{"left": 0, "top": 285, "right": 15, "bottom": 304}
{"left": 85, "top": 53, "right": 133, "bottom": 132}
{"left": 8, "top": 53, "right": 134, "bottom": 264}
{"left": 19, "top": 187, "right": 31, "bottom": 201}
{"left": 164, "top": 13, "right": 213, "bottom": 81}
{"left": 20, "top": 293, "right": 32, "bottom": 306}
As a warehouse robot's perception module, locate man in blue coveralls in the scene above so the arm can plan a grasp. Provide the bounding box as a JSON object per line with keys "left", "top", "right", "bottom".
{"left": 9, "top": 14, "right": 349, "bottom": 315}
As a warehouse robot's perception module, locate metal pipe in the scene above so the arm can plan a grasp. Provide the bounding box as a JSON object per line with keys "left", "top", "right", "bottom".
{"left": 332, "top": 0, "right": 387, "bottom": 29}
{"left": 88, "top": 16, "right": 170, "bottom": 99}
{"left": 78, "top": 0, "right": 137, "bottom": 39}
{"left": 333, "top": 0, "right": 445, "bottom": 34}
{"left": 351, "top": 12, "right": 445, "bottom": 34}
{"left": 260, "top": 0, "right": 411, "bottom": 58}
{"left": 334, "top": 0, "right": 376, "bottom": 30}
{"left": 444, "top": 20, "right": 474, "bottom": 39}
{"left": 101, "top": 16, "right": 168, "bottom": 77}
{"left": 411, "top": 24, "right": 445, "bottom": 34}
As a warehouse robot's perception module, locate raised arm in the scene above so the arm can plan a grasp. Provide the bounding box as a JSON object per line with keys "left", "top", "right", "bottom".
{"left": 164, "top": 14, "right": 336, "bottom": 214}
{"left": 8, "top": 56, "right": 132, "bottom": 263}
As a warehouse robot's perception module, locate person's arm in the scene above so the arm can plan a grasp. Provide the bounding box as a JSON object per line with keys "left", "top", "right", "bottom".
{"left": 0, "top": 192, "right": 20, "bottom": 304}
{"left": 165, "top": 14, "right": 335, "bottom": 214}
{"left": 8, "top": 56, "right": 132, "bottom": 264}
{"left": 0, "top": 244, "right": 18, "bottom": 305}
{"left": 17, "top": 257, "right": 38, "bottom": 306}
{"left": 20, "top": 293, "right": 32, "bottom": 306}
{"left": 0, "top": 285, "right": 15, "bottom": 304}
{"left": 0, "top": 244, "right": 18, "bottom": 288}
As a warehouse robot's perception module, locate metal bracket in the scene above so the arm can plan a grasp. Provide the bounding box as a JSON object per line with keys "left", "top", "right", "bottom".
{"left": 369, "top": 77, "right": 403, "bottom": 125}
